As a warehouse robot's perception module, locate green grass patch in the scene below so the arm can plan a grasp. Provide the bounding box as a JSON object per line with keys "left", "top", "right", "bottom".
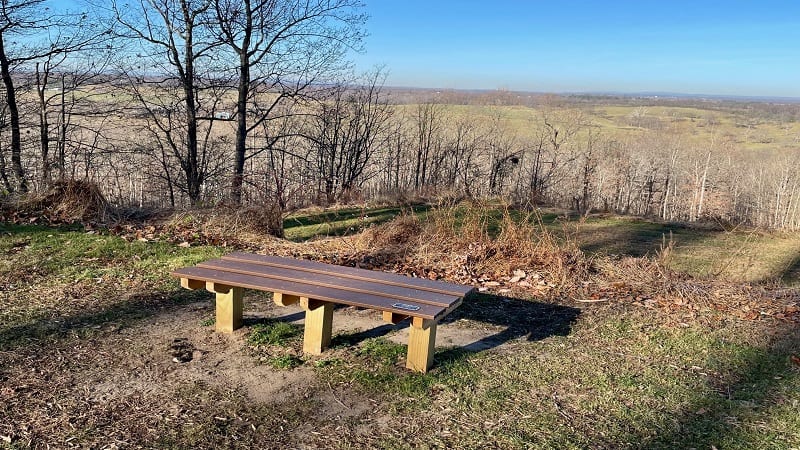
{"left": 283, "top": 205, "right": 429, "bottom": 241}
{"left": 357, "top": 337, "right": 406, "bottom": 364}
{"left": 269, "top": 354, "right": 304, "bottom": 370}
{"left": 0, "top": 223, "right": 223, "bottom": 284}
{"left": 318, "top": 337, "right": 479, "bottom": 406}
{"left": 247, "top": 321, "right": 303, "bottom": 347}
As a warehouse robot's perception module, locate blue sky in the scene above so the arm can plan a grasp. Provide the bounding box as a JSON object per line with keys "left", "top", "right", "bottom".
{"left": 354, "top": 1, "right": 800, "bottom": 97}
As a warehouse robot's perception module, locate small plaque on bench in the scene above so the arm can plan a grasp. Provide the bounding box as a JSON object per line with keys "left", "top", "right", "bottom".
{"left": 392, "top": 302, "right": 421, "bottom": 311}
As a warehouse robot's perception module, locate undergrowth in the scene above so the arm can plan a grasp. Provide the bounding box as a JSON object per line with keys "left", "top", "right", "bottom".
{"left": 356, "top": 201, "right": 590, "bottom": 292}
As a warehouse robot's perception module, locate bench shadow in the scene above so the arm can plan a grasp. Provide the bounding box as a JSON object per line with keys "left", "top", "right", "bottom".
{"left": 440, "top": 293, "right": 581, "bottom": 351}
{"left": 329, "top": 322, "right": 411, "bottom": 349}
{"left": 322, "top": 293, "right": 581, "bottom": 362}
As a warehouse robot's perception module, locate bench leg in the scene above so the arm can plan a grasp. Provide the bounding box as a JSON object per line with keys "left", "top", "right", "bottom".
{"left": 301, "top": 298, "right": 333, "bottom": 355}
{"left": 213, "top": 285, "right": 243, "bottom": 333}
{"left": 407, "top": 317, "right": 437, "bottom": 373}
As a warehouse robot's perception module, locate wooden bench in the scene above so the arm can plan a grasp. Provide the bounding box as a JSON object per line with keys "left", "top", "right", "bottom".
{"left": 171, "top": 252, "right": 475, "bottom": 372}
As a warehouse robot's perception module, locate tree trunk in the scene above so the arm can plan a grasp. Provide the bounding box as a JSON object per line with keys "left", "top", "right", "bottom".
{"left": 57, "top": 74, "right": 67, "bottom": 180}
{"left": 696, "top": 151, "right": 711, "bottom": 220}
{"left": 36, "top": 63, "right": 51, "bottom": 186}
{"left": 0, "top": 33, "right": 26, "bottom": 192}
{"left": 230, "top": 0, "right": 253, "bottom": 206}
{"left": 181, "top": 11, "right": 201, "bottom": 206}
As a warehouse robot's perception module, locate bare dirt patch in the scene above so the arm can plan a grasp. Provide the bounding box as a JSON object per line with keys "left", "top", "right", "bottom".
{"left": 0, "top": 287, "right": 519, "bottom": 448}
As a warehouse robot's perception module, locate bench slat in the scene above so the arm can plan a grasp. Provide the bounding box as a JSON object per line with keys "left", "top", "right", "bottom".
{"left": 223, "top": 252, "right": 475, "bottom": 297}
{"left": 172, "top": 266, "right": 450, "bottom": 320}
{"left": 197, "top": 259, "right": 459, "bottom": 307}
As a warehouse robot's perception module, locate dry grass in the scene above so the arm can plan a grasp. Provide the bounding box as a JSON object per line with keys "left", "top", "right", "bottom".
{"left": 10, "top": 180, "right": 111, "bottom": 223}
{"left": 348, "top": 203, "right": 800, "bottom": 323}
{"left": 163, "top": 204, "right": 285, "bottom": 245}
{"left": 352, "top": 203, "right": 590, "bottom": 293}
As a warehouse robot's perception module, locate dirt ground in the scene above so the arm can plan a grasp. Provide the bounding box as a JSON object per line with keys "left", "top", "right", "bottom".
{"left": 0, "top": 290, "right": 508, "bottom": 448}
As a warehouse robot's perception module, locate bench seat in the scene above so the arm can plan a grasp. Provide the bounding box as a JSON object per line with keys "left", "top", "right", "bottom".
{"left": 172, "top": 252, "right": 474, "bottom": 372}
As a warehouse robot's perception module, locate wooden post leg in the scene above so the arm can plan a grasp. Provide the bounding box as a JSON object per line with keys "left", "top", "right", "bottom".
{"left": 301, "top": 298, "right": 333, "bottom": 355}
{"left": 407, "top": 317, "right": 437, "bottom": 373}
{"left": 274, "top": 292, "right": 300, "bottom": 307}
{"left": 213, "top": 285, "right": 243, "bottom": 333}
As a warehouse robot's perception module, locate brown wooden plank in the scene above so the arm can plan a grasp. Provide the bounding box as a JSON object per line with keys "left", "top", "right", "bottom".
{"left": 222, "top": 252, "right": 475, "bottom": 297}
{"left": 197, "top": 258, "right": 459, "bottom": 307}
{"left": 171, "top": 267, "right": 445, "bottom": 320}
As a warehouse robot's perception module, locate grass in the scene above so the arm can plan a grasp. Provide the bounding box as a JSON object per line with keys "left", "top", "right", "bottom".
{"left": 269, "top": 354, "right": 304, "bottom": 369}
{"left": 1, "top": 211, "right": 798, "bottom": 448}
{"left": 396, "top": 102, "right": 800, "bottom": 155}
{"left": 310, "top": 310, "right": 799, "bottom": 448}
{"left": 247, "top": 321, "right": 303, "bottom": 347}
{"left": 572, "top": 216, "right": 800, "bottom": 284}
{"left": 0, "top": 222, "right": 222, "bottom": 335}
{"left": 317, "top": 337, "right": 479, "bottom": 405}
{"left": 283, "top": 205, "right": 429, "bottom": 241}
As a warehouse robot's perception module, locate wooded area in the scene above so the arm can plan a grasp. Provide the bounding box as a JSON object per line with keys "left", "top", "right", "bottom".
{"left": 2, "top": 0, "right": 800, "bottom": 232}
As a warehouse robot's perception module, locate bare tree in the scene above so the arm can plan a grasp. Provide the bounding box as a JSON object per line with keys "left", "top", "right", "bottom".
{"left": 0, "top": 100, "right": 9, "bottom": 191}
{"left": 306, "top": 68, "right": 391, "bottom": 204}
{"left": 524, "top": 108, "right": 585, "bottom": 203}
{"left": 413, "top": 101, "right": 443, "bottom": 189}
{"left": 0, "top": 0, "right": 98, "bottom": 192}
{"left": 110, "top": 0, "right": 222, "bottom": 205}
{"left": 211, "top": 0, "right": 366, "bottom": 204}
{"left": 34, "top": 36, "right": 114, "bottom": 186}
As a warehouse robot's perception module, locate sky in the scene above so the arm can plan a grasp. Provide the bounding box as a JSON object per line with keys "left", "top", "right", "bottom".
{"left": 353, "top": 0, "right": 800, "bottom": 97}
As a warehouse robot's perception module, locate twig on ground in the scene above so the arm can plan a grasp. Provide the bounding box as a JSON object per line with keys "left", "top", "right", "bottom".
{"left": 327, "top": 381, "right": 348, "bottom": 408}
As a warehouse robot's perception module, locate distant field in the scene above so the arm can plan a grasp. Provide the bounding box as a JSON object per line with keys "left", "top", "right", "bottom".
{"left": 394, "top": 102, "right": 800, "bottom": 154}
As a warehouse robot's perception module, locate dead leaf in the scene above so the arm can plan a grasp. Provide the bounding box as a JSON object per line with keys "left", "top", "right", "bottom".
{"left": 791, "top": 355, "right": 800, "bottom": 366}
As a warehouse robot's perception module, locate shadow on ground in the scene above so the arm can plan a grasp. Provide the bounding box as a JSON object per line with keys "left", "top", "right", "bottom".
{"left": 775, "top": 250, "right": 800, "bottom": 286}
{"left": 441, "top": 293, "right": 581, "bottom": 351}
{"left": 577, "top": 220, "right": 701, "bottom": 258}
{"left": 0, "top": 288, "right": 208, "bottom": 354}
{"left": 323, "top": 293, "right": 581, "bottom": 358}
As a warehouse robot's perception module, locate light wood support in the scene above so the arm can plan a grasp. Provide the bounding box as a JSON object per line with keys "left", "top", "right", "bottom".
{"left": 383, "top": 311, "right": 410, "bottom": 325}
{"left": 205, "top": 283, "right": 243, "bottom": 333}
{"left": 301, "top": 298, "right": 333, "bottom": 355}
{"left": 181, "top": 278, "right": 205, "bottom": 290}
{"left": 274, "top": 292, "right": 301, "bottom": 307}
{"left": 406, "top": 317, "right": 437, "bottom": 373}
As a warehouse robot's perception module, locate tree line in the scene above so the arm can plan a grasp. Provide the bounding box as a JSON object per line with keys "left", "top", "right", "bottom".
{"left": 1, "top": 0, "right": 799, "bottom": 233}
